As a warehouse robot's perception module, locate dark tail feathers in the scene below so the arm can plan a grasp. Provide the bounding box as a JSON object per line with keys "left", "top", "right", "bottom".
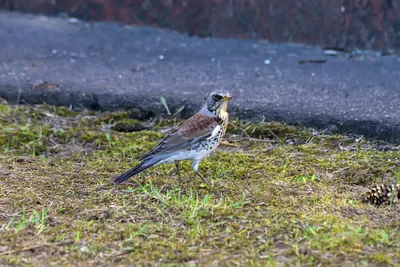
{"left": 112, "top": 159, "right": 156, "bottom": 185}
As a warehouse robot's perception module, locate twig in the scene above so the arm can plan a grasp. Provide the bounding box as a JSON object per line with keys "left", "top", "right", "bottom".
{"left": 12, "top": 88, "right": 22, "bottom": 122}
{"left": 332, "top": 167, "right": 350, "bottom": 174}
{"left": 0, "top": 241, "right": 73, "bottom": 256}
{"left": 266, "top": 128, "right": 280, "bottom": 141}
{"left": 220, "top": 140, "right": 240, "bottom": 147}
{"left": 228, "top": 122, "right": 253, "bottom": 143}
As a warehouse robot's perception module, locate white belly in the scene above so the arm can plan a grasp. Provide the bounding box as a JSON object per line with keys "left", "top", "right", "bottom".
{"left": 155, "top": 138, "right": 220, "bottom": 165}
{"left": 154, "top": 124, "right": 225, "bottom": 166}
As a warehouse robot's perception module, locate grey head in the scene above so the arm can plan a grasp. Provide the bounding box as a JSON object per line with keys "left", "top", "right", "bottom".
{"left": 204, "top": 90, "right": 232, "bottom": 114}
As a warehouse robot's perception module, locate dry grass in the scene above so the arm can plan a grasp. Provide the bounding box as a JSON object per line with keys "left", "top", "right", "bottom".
{"left": 0, "top": 103, "right": 399, "bottom": 266}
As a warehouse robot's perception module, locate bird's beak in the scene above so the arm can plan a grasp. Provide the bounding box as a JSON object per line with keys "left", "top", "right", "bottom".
{"left": 222, "top": 96, "right": 232, "bottom": 100}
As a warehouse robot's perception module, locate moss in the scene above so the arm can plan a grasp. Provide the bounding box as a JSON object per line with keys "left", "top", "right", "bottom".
{"left": 0, "top": 104, "right": 399, "bottom": 266}
{"left": 51, "top": 106, "right": 80, "bottom": 117}
{"left": 111, "top": 119, "right": 150, "bottom": 132}
{"left": 0, "top": 104, "right": 11, "bottom": 115}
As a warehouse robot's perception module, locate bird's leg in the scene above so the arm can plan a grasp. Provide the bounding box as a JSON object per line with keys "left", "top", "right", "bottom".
{"left": 175, "top": 161, "right": 182, "bottom": 183}
{"left": 194, "top": 169, "right": 210, "bottom": 184}
{"left": 192, "top": 160, "right": 210, "bottom": 184}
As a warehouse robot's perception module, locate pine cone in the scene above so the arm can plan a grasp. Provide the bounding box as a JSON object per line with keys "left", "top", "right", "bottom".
{"left": 364, "top": 184, "right": 400, "bottom": 206}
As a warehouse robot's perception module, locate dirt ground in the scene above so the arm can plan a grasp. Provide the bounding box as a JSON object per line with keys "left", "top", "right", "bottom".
{"left": 0, "top": 103, "right": 399, "bottom": 266}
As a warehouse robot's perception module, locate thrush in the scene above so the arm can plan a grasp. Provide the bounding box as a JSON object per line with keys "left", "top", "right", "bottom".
{"left": 112, "top": 90, "right": 232, "bottom": 185}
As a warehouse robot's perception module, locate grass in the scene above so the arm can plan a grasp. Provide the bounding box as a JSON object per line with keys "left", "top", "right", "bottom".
{"left": 4, "top": 207, "right": 49, "bottom": 234}
{"left": 0, "top": 103, "right": 399, "bottom": 266}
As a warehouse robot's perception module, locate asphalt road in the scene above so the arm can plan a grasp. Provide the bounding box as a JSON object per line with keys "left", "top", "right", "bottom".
{"left": 1, "top": 11, "right": 400, "bottom": 142}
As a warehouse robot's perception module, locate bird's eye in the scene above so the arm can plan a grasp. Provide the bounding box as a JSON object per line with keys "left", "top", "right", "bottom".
{"left": 213, "top": 94, "right": 222, "bottom": 101}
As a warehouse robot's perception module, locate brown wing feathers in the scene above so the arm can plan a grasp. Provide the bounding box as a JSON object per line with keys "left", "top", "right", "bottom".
{"left": 178, "top": 114, "right": 219, "bottom": 138}
{"left": 140, "top": 114, "right": 220, "bottom": 160}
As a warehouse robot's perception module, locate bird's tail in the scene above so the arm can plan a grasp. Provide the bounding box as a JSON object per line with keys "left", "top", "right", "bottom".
{"left": 112, "top": 158, "right": 158, "bottom": 185}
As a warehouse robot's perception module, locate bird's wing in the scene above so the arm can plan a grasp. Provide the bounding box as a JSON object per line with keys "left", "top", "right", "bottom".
{"left": 139, "top": 113, "right": 220, "bottom": 160}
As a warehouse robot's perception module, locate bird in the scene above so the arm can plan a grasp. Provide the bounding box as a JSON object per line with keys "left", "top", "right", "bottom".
{"left": 112, "top": 90, "right": 232, "bottom": 185}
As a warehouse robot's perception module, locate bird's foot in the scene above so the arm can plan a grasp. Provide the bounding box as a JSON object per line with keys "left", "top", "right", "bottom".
{"left": 175, "top": 161, "right": 184, "bottom": 184}
{"left": 194, "top": 170, "right": 210, "bottom": 185}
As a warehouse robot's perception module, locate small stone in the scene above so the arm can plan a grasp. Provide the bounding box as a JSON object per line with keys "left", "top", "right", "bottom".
{"left": 159, "top": 55, "right": 164, "bottom": 60}
{"left": 0, "top": 97, "right": 8, "bottom": 104}
{"left": 324, "top": 49, "right": 339, "bottom": 56}
{"left": 80, "top": 246, "right": 89, "bottom": 252}
{"left": 264, "top": 59, "right": 271, "bottom": 65}
{"left": 67, "top": 17, "right": 80, "bottom": 24}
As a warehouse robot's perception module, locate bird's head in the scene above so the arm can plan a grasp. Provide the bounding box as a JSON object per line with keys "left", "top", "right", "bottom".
{"left": 205, "top": 90, "right": 232, "bottom": 115}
